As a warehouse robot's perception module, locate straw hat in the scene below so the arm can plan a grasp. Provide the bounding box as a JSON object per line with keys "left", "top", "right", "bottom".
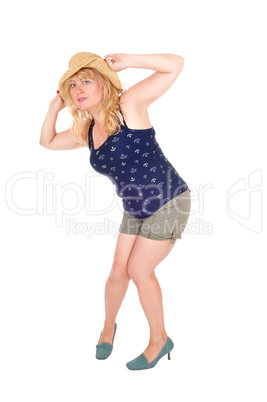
{"left": 58, "top": 52, "right": 123, "bottom": 102}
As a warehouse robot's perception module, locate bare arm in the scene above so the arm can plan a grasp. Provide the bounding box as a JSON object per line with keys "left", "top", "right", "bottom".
{"left": 40, "top": 94, "right": 86, "bottom": 150}
{"left": 104, "top": 53, "right": 184, "bottom": 107}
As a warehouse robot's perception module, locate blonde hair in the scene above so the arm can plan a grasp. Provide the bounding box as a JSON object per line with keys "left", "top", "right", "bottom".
{"left": 61, "top": 68, "right": 124, "bottom": 145}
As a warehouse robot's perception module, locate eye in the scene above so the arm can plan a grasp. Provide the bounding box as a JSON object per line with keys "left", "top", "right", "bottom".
{"left": 70, "top": 83, "right": 76, "bottom": 88}
{"left": 83, "top": 80, "right": 92, "bottom": 84}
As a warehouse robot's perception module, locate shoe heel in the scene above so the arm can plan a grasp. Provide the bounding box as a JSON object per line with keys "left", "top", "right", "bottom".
{"left": 168, "top": 352, "right": 171, "bottom": 360}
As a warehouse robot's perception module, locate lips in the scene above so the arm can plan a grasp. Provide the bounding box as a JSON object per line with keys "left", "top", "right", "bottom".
{"left": 78, "top": 97, "right": 87, "bottom": 102}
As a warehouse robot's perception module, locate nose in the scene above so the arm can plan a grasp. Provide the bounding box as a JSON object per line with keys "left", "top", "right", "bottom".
{"left": 75, "top": 84, "right": 84, "bottom": 94}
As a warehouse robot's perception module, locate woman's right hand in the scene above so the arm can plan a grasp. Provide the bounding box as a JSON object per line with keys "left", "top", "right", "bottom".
{"left": 49, "top": 93, "right": 67, "bottom": 113}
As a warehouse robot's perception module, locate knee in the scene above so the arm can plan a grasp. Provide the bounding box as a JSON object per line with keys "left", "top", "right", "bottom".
{"left": 109, "top": 261, "right": 130, "bottom": 283}
{"left": 127, "top": 261, "right": 153, "bottom": 286}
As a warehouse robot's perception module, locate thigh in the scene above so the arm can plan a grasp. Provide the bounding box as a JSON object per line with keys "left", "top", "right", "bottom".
{"left": 127, "top": 235, "right": 176, "bottom": 280}
{"left": 112, "top": 232, "right": 139, "bottom": 273}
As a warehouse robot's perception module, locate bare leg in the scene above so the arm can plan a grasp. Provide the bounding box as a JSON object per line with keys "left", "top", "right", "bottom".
{"left": 98, "top": 233, "right": 138, "bottom": 343}
{"left": 126, "top": 235, "right": 177, "bottom": 363}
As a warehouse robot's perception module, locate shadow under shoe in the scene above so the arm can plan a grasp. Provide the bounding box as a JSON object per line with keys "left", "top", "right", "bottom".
{"left": 95, "top": 322, "right": 117, "bottom": 360}
{"left": 126, "top": 336, "right": 174, "bottom": 370}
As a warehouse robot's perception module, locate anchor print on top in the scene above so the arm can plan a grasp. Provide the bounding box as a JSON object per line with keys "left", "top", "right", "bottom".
{"left": 88, "top": 120, "right": 189, "bottom": 219}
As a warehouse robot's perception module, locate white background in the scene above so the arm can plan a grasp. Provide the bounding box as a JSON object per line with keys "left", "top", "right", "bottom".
{"left": 1, "top": 0, "right": 266, "bottom": 401}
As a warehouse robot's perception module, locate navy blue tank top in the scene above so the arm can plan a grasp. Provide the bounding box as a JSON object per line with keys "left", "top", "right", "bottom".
{"left": 88, "top": 113, "right": 188, "bottom": 219}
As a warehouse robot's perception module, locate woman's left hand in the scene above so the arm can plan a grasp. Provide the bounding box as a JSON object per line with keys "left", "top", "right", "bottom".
{"left": 103, "top": 53, "right": 129, "bottom": 72}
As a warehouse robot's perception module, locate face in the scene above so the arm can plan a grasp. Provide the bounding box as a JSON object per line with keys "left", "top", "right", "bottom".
{"left": 68, "top": 74, "right": 103, "bottom": 112}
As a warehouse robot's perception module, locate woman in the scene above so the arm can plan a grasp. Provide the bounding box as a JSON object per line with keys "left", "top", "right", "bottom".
{"left": 40, "top": 52, "right": 191, "bottom": 370}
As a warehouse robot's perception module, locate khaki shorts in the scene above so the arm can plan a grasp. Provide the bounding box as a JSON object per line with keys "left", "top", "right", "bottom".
{"left": 119, "top": 189, "right": 191, "bottom": 244}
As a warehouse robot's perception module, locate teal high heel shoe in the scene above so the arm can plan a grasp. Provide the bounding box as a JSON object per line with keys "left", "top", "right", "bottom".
{"left": 95, "top": 322, "right": 117, "bottom": 360}
{"left": 126, "top": 337, "right": 174, "bottom": 370}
